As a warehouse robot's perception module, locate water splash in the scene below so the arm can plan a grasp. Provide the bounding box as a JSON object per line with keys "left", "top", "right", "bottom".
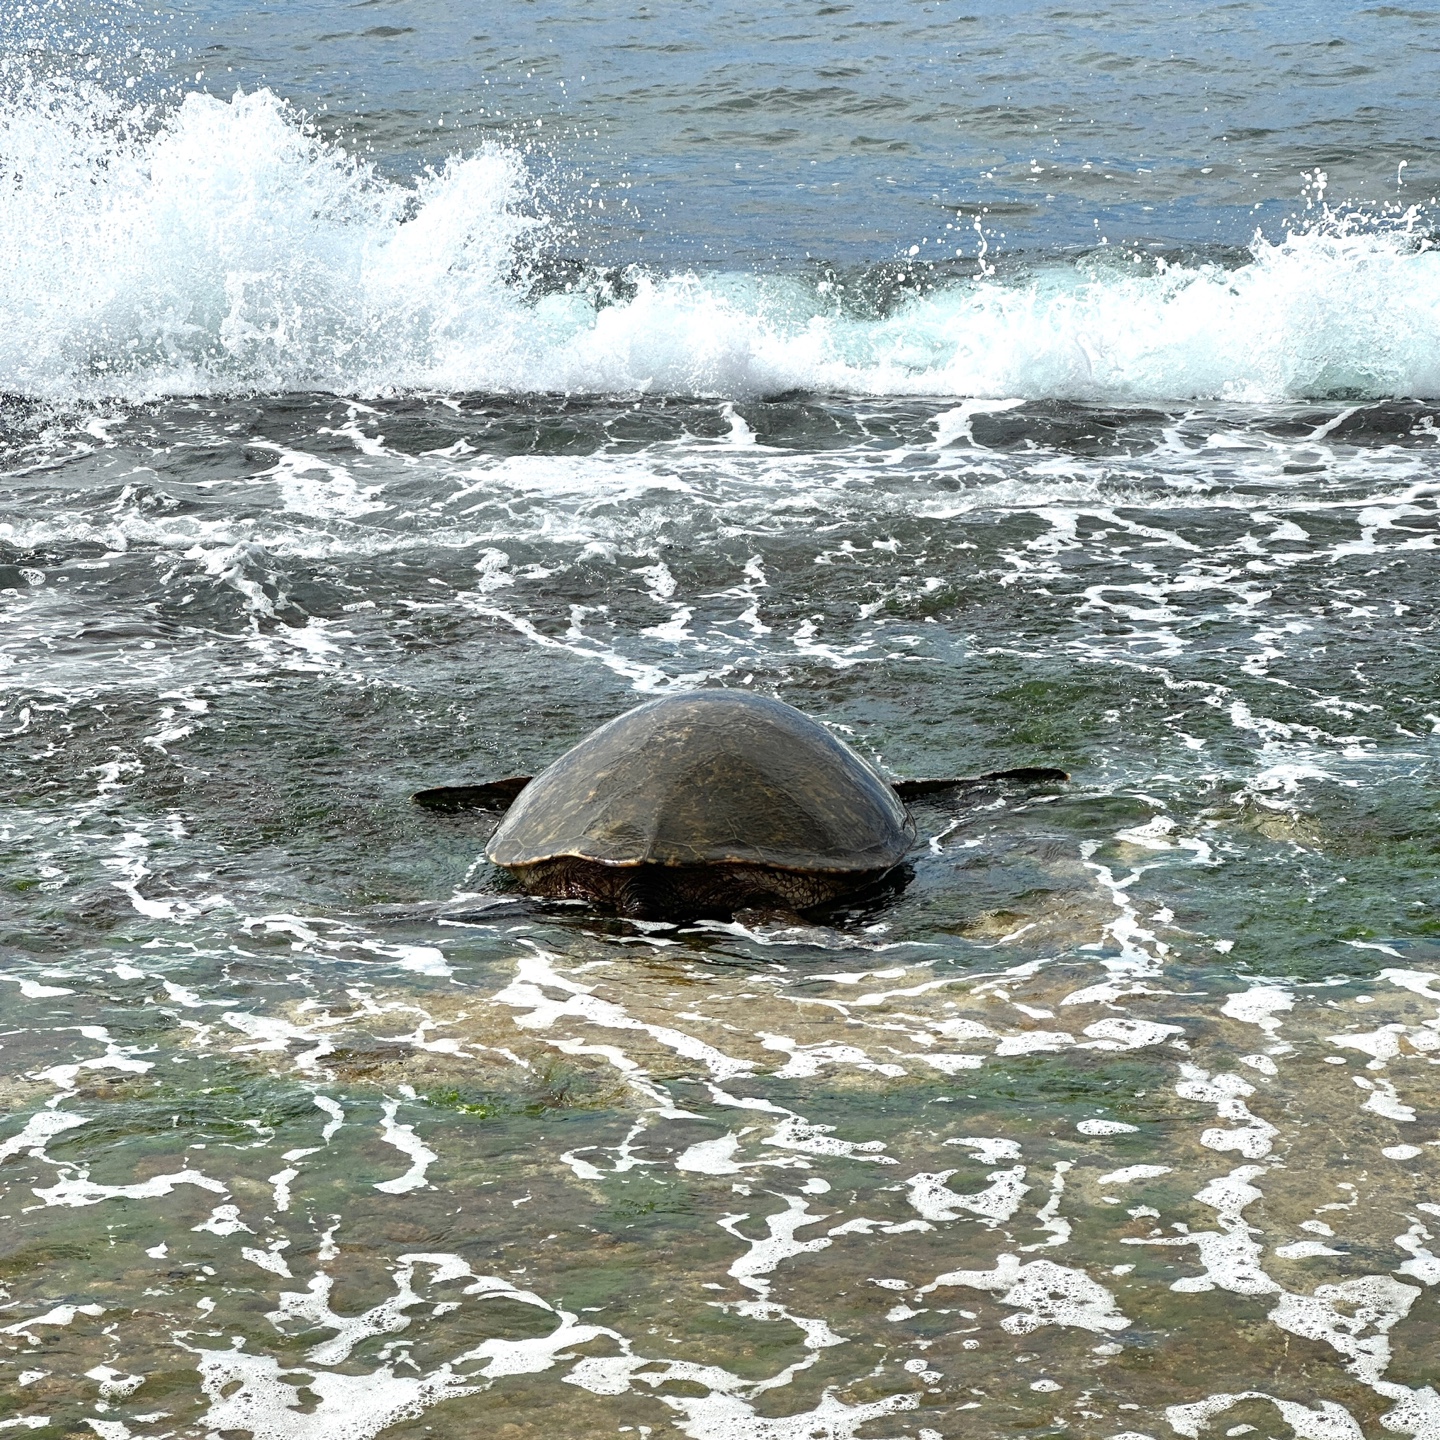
{"left": 3, "top": 84, "right": 1440, "bottom": 403}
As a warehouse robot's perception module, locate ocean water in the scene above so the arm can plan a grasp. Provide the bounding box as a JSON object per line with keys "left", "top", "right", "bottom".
{"left": 3, "top": 3, "right": 1440, "bottom": 1438}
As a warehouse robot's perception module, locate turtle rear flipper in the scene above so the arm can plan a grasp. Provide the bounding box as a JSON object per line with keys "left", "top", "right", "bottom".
{"left": 891, "top": 767, "right": 1069, "bottom": 800}
{"left": 412, "top": 776, "right": 532, "bottom": 812}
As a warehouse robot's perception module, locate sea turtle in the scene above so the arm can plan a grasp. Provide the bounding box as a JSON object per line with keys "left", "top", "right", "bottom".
{"left": 414, "top": 690, "right": 1066, "bottom": 919}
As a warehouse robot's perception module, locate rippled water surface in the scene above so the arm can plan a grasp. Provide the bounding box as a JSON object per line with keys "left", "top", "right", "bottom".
{"left": 3, "top": 3, "right": 1440, "bottom": 1438}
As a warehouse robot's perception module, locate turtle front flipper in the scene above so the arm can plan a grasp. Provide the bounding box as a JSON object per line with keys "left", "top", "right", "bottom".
{"left": 891, "top": 767, "right": 1069, "bottom": 800}
{"left": 412, "top": 776, "right": 532, "bottom": 812}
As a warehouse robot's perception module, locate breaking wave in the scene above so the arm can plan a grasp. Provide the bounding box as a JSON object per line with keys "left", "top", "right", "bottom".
{"left": 4, "top": 82, "right": 1440, "bottom": 404}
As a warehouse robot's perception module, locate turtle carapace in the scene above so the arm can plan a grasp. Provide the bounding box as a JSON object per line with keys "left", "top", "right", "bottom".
{"left": 413, "top": 690, "right": 1067, "bottom": 920}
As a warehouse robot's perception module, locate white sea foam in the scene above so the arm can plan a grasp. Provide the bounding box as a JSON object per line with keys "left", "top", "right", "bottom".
{"left": 1221, "top": 985, "right": 1295, "bottom": 1042}
{"left": 0, "top": 1110, "right": 88, "bottom": 1165}
{"left": 494, "top": 946, "right": 755, "bottom": 1083}
{"left": 1, "top": 1303, "right": 105, "bottom": 1338}
{"left": 919, "top": 1255, "right": 1130, "bottom": 1335}
{"left": 1096, "top": 1165, "right": 1172, "bottom": 1186}
{"left": 1076, "top": 1119, "right": 1140, "bottom": 1136}
{"left": 905, "top": 1166, "right": 1030, "bottom": 1226}
{"left": 31, "top": 1025, "right": 155, "bottom": 1093}
{"left": 719, "top": 1196, "right": 832, "bottom": 1298}
{"left": 1167, "top": 1393, "right": 1363, "bottom": 1440}
{"left": 4, "top": 84, "right": 1440, "bottom": 404}
{"left": 372, "top": 1101, "right": 438, "bottom": 1196}
{"left": 32, "top": 1166, "right": 226, "bottom": 1208}
{"left": 1123, "top": 1164, "right": 1278, "bottom": 1297}
{"left": 1175, "top": 1065, "right": 1280, "bottom": 1160}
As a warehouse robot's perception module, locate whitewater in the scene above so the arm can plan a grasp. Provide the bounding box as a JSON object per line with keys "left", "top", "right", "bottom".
{"left": 4, "top": 84, "right": 1440, "bottom": 403}
{"left": 4, "top": 3, "right": 1440, "bottom": 1439}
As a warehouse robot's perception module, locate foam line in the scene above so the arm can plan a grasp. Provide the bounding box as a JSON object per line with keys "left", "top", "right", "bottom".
{"left": 30, "top": 1167, "right": 226, "bottom": 1209}
{"left": 372, "top": 1100, "right": 438, "bottom": 1195}
{"left": 0, "top": 1111, "right": 88, "bottom": 1165}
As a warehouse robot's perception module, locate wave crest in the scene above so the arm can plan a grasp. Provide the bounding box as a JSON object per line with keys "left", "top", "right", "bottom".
{"left": 3, "top": 83, "right": 1440, "bottom": 404}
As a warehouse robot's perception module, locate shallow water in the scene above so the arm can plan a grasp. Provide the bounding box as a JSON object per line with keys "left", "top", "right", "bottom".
{"left": 4, "top": 394, "right": 1440, "bottom": 1438}
{"left": 4, "top": 3, "right": 1440, "bottom": 1438}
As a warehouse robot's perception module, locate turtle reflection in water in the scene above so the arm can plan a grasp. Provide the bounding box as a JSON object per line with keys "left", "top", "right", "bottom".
{"left": 414, "top": 690, "right": 1067, "bottom": 920}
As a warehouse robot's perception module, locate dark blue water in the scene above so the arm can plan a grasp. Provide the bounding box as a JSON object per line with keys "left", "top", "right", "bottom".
{"left": 168, "top": 0, "right": 1440, "bottom": 266}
